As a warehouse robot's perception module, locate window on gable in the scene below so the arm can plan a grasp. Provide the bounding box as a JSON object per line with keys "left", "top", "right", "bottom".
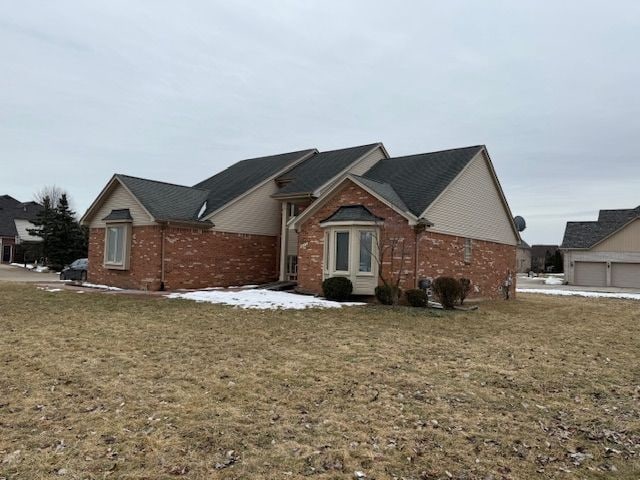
{"left": 464, "top": 238, "right": 472, "bottom": 264}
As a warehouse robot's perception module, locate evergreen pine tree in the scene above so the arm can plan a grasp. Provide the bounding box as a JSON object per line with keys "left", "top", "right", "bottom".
{"left": 28, "top": 193, "right": 88, "bottom": 268}
{"left": 27, "top": 195, "right": 55, "bottom": 262}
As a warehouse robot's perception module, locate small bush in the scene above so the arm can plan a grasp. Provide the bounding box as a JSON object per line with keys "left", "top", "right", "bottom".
{"left": 322, "top": 277, "right": 353, "bottom": 301}
{"left": 432, "top": 276, "right": 462, "bottom": 309}
{"left": 459, "top": 278, "right": 471, "bottom": 305}
{"left": 405, "top": 289, "right": 428, "bottom": 308}
{"left": 375, "top": 284, "right": 402, "bottom": 305}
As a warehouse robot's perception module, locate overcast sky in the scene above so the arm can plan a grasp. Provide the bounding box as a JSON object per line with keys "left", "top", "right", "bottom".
{"left": 1, "top": 1, "right": 638, "bottom": 244}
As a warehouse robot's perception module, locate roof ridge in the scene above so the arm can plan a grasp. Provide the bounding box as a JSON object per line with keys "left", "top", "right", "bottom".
{"left": 383, "top": 145, "right": 484, "bottom": 161}
{"left": 317, "top": 142, "right": 381, "bottom": 154}
{"left": 230, "top": 148, "right": 317, "bottom": 164}
{"left": 116, "top": 174, "right": 209, "bottom": 192}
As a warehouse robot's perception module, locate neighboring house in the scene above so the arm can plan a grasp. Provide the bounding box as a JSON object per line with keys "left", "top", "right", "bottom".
{"left": 561, "top": 206, "right": 640, "bottom": 288}
{"left": 0, "top": 195, "right": 43, "bottom": 263}
{"left": 516, "top": 240, "right": 532, "bottom": 273}
{"left": 80, "top": 143, "right": 520, "bottom": 298}
{"left": 530, "top": 244, "right": 561, "bottom": 273}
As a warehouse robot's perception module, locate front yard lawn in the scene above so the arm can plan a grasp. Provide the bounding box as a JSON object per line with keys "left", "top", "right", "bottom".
{"left": 1, "top": 284, "right": 638, "bottom": 479}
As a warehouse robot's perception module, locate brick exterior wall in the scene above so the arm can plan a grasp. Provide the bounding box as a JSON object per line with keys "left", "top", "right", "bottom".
{"left": 297, "top": 180, "right": 516, "bottom": 299}
{"left": 88, "top": 226, "right": 278, "bottom": 290}
{"left": 1, "top": 236, "right": 16, "bottom": 263}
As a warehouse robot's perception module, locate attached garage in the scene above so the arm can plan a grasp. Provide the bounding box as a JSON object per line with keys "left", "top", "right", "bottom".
{"left": 611, "top": 263, "right": 640, "bottom": 288}
{"left": 574, "top": 261, "right": 607, "bottom": 287}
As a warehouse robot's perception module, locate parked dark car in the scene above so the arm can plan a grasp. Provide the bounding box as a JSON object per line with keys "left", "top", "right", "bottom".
{"left": 60, "top": 258, "right": 88, "bottom": 281}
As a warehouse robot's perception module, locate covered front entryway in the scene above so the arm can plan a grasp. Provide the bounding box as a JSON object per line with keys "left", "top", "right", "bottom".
{"left": 574, "top": 261, "right": 607, "bottom": 287}
{"left": 611, "top": 263, "right": 640, "bottom": 288}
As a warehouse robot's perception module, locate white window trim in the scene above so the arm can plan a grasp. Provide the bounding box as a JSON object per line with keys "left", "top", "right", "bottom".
{"left": 323, "top": 226, "right": 379, "bottom": 279}
{"left": 357, "top": 230, "right": 376, "bottom": 276}
{"left": 333, "top": 230, "right": 351, "bottom": 274}
{"left": 103, "top": 222, "right": 132, "bottom": 270}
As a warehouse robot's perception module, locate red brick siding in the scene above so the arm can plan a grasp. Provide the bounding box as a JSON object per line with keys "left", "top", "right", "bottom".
{"left": 88, "top": 226, "right": 278, "bottom": 290}
{"left": 297, "top": 181, "right": 516, "bottom": 299}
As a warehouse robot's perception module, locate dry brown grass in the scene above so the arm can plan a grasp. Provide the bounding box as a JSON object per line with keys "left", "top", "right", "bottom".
{"left": 0, "top": 284, "right": 639, "bottom": 479}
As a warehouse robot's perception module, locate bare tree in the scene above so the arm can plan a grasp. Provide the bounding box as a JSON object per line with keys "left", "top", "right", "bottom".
{"left": 34, "top": 185, "right": 66, "bottom": 208}
{"left": 366, "top": 225, "right": 410, "bottom": 305}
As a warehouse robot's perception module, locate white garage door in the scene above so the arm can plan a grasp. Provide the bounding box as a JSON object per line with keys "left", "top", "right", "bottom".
{"left": 574, "top": 261, "right": 607, "bottom": 287}
{"left": 611, "top": 263, "right": 640, "bottom": 288}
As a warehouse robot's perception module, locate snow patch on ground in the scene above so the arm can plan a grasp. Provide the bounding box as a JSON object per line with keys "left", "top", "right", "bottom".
{"left": 37, "top": 286, "right": 62, "bottom": 292}
{"left": 166, "top": 289, "right": 366, "bottom": 310}
{"left": 544, "top": 277, "right": 564, "bottom": 285}
{"left": 81, "top": 282, "right": 123, "bottom": 291}
{"left": 517, "top": 288, "right": 640, "bottom": 301}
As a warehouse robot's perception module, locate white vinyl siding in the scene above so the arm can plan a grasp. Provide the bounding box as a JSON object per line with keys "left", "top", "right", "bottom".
{"left": 14, "top": 219, "right": 41, "bottom": 242}
{"left": 209, "top": 180, "right": 282, "bottom": 236}
{"left": 423, "top": 152, "right": 518, "bottom": 245}
{"left": 592, "top": 219, "right": 640, "bottom": 252}
{"left": 89, "top": 183, "right": 154, "bottom": 228}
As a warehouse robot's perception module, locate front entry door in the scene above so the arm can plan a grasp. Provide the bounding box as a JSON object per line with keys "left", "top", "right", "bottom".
{"left": 2, "top": 245, "right": 12, "bottom": 263}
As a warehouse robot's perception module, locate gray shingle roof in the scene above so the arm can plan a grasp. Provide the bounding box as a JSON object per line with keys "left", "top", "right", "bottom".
{"left": 321, "top": 205, "right": 384, "bottom": 224}
{"left": 562, "top": 206, "right": 640, "bottom": 249}
{"left": 102, "top": 209, "right": 133, "bottom": 221}
{"left": 0, "top": 195, "right": 43, "bottom": 237}
{"left": 363, "top": 145, "right": 484, "bottom": 216}
{"left": 195, "top": 149, "right": 316, "bottom": 215}
{"left": 273, "top": 143, "right": 382, "bottom": 197}
{"left": 350, "top": 175, "right": 410, "bottom": 214}
{"left": 116, "top": 175, "right": 210, "bottom": 223}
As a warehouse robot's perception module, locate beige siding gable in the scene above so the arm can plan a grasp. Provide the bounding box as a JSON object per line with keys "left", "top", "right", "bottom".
{"left": 592, "top": 218, "right": 640, "bottom": 252}
{"left": 210, "top": 180, "right": 281, "bottom": 236}
{"left": 347, "top": 146, "right": 387, "bottom": 176}
{"left": 423, "top": 152, "right": 518, "bottom": 245}
{"left": 89, "top": 182, "right": 155, "bottom": 228}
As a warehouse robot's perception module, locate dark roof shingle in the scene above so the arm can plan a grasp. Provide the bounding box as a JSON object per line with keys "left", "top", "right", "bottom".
{"left": 562, "top": 206, "right": 640, "bottom": 249}
{"left": 320, "top": 205, "right": 384, "bottom": 223}
{"left": 116, "top": 175, "right": 210, "bottom": 222}
{"left": 196, "top": 149, "right": 316, "bottom": 215}
{"left": 274, "top": 143, "right": 381, "bottom": 197}
{"left": 362, "top": 145, "right": 484, "bottom": 216}
{"left": 102, "top": 209, "right": 133, "bottom": 221}
{"left": 0, "top": 195, "right": 43, "bottom": 237}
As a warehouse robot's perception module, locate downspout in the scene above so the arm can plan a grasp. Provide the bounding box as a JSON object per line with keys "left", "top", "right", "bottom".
{"left": 160, "top": 224, "right": 166, "bottom": 291}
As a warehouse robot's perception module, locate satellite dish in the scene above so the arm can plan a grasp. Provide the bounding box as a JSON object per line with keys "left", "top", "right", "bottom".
{"left": 513, "top": 216, "right": 526, "bottom": 232}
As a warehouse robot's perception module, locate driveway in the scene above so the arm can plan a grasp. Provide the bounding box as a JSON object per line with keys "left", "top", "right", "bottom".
{"left": 517, "top": 274, "right": 640, "bottom": 295}
{"left": 0, "top": 263, "right": 61, "bottom": 283}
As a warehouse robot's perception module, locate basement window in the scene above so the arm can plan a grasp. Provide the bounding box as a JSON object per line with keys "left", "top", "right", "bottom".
{"left": 464, "top": 238, "right": 473, "bottom": 264}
